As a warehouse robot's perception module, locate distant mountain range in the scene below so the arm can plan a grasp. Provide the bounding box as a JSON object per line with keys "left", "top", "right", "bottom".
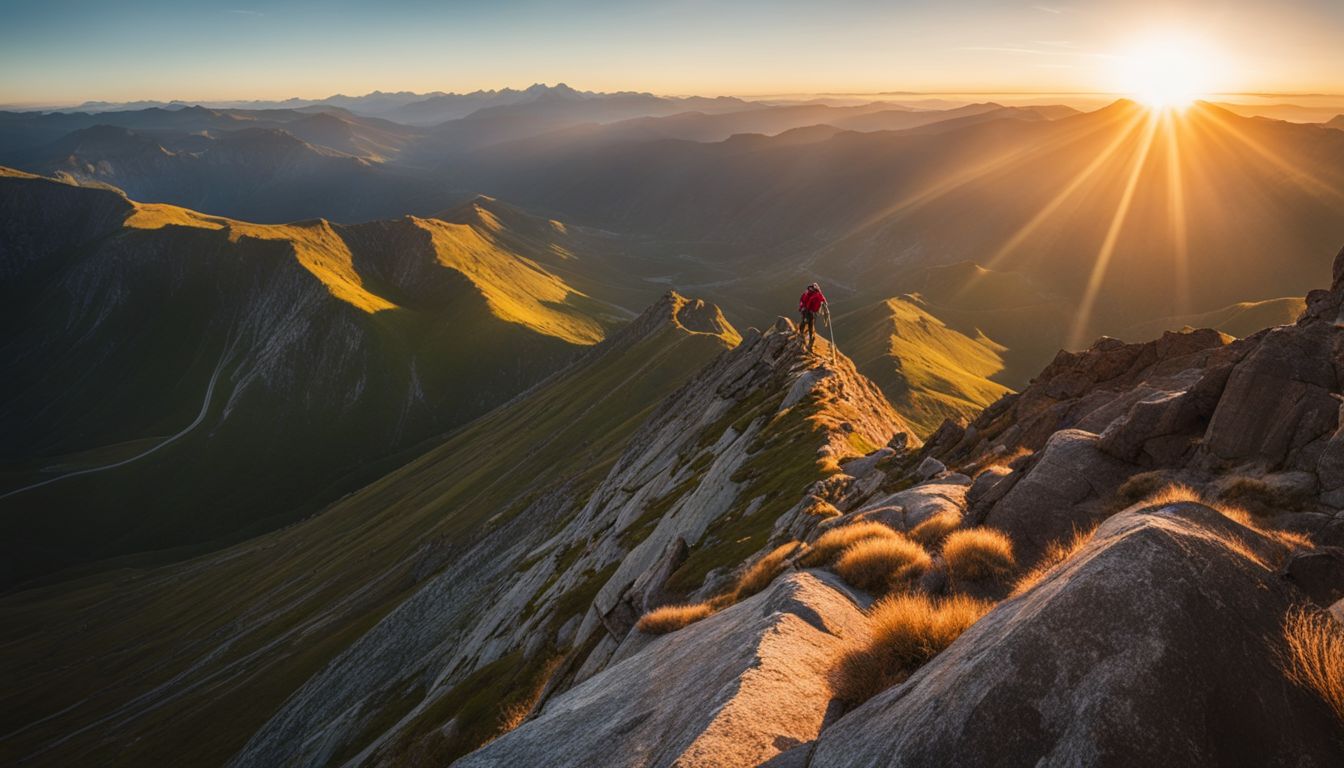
{"left": 13, "top": 83, "right": 756, "bottom": 127}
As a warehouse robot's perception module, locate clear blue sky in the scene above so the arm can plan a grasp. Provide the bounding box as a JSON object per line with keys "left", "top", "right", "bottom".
{"left": 3, "top": 0, "right": 1342, "bottom": 104}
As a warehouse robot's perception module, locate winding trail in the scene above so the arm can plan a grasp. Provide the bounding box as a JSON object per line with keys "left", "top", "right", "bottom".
{"left": 0, "top": 354, "right": 231, "bottom": 501}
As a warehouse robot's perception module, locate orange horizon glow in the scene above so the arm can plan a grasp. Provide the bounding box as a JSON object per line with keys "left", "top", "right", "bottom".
{"left": 4, "top": 1, "right": 1344, "bottom": 105}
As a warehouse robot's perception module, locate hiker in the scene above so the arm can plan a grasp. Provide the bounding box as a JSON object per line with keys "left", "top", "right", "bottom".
{"left": 798, "top": 283, "right": 827, "bottom": 352}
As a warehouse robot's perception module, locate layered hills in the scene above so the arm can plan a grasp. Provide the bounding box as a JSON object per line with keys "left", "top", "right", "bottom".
{"left": 0, "top": 170, "right": 641, "bottom": 585}
{"left": 11, "top": 95, "right": 1339, "bottom": 375}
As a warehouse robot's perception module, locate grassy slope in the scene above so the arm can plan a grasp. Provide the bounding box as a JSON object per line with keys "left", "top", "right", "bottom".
{"left": 841, "top": 296, "right": 1010, "bottom": 436}
{"left": 0, "top": 299, "right": 736, "bottom": 766}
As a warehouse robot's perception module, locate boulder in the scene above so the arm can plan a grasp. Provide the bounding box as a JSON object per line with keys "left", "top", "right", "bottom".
{"left": 1201, "top": 324, "right": 1340, "bottom": 469}
{"left": 830, "top": 480, "right": 968, "bottom": 533}
{"left": 1280, "top": 548, "right": 1344, "bottom": 607}
{"left": 940, "top": 472, "right": 972, "bottom": 487}
{"left": 966, "top": 465, "right": 1012, "bottom": 507}
{"left": 886, "top": 432, "right": 910, "bottom": 453}
{"left": 915, "top": 457, "right": 946, "bottom": 480}
{"left": 455, "top": 571, "right": 867, "bottom": 768}
{"left": 1314, "top": 420, "right": 1344, "bottom": 502}
{"left": 981, "top": 429, "right": 1135, "bottom": 563}
{"left": 1096, "top": 387, "right": 1205, "bottom": 464}
{"left": 839, "top": 447, "right": 894, "bottom": 479}
{"left": 810, "top": 502, "right": 1343, "bottom": 768}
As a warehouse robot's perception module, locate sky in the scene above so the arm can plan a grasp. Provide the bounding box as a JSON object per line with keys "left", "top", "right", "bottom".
{"left": 2, "top": 0, "right": 1343, "bottom": 105}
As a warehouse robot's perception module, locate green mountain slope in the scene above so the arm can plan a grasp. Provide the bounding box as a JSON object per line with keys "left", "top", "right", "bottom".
{"left": 0, "top": 170, "right": 637, "bottom": 585}
{"left": 841, "top": 295, "right": 1010, "bottom": 435}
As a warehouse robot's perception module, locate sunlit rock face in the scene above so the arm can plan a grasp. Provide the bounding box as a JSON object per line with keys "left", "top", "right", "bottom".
{"left": 456, "top": 571, "right": 867, "bottom": 768}
{"left": 809, "top": 502, "right": 1343, "bottom": 768}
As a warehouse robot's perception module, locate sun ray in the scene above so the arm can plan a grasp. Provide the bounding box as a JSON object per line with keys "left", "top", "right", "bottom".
{"left": 1163, "top": 109, "right": 1191, "bottom": 317}
{"left": 979, "top": 109, "right": 1149, "bottom": 274}
{"left": 1194, "top": 108, "right": 1344, "bottom": 203}
{"left": 1067, "top": 110, "right": 1161, "bottom": 349}
{"left": 843, "top": 106, "right": 1139, "bottom": 239}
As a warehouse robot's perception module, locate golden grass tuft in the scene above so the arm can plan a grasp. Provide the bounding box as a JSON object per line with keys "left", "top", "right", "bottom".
{"left": 636, "top": 602, "right": 715, "bottom": 634}
{"left": 733, "top": 542, "right": 799, "bottom": 600}
{"left": 833, "top": 536, "right": 932, "bottom": 594}
{"left": 832, "top": 593, "right": 993, "bottom": 706}
{"left": 1142, "top": 483, "right": 1204, "bottom": 506}
{"left": 1010, "top": 526, "right": 1097, "bottom": 597}
{"left": 1218, "top": 474, "right": 1308, "bottom": 516}
{"left": 1140, "top": 484, "right": 1313, "bottom": 569}
{"left": 1282, "top": 606, "right": 1344, "bottom": 724}
{"left": 800, "top": 521, "right": 900, "bottom": 568}
{"left": 942, "top": 528, "right": 1016, "bottom": 583}
{"left": 1114, "top": 469, "right": 1173, "bottom": 505}
{"left": 1217, "top": 502, "right": 1256, "bottom": 528}
{"left": 908, "top": 510, "right": 961, "bottom": 548}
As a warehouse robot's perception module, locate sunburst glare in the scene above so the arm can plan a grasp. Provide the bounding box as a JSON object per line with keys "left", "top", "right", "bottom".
{"left": 1113, "top": 35, "right": 1217, "bottom": 109}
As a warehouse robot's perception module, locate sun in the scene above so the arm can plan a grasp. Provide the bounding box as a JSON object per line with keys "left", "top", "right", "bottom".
{"left": 1113, "top": 36, "right": 1214, "bottom": 109}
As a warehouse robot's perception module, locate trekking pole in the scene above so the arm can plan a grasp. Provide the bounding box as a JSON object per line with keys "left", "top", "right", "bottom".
{"left": 825, "top": 304, "right": 837, "bottom": 363}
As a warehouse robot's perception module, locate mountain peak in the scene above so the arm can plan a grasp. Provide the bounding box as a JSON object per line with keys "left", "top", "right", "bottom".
{"left": 605, "top": 291, "right": 740, "bottom": 350}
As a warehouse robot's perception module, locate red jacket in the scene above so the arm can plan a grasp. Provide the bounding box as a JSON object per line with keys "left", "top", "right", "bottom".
{"left": 799, "top": 288, "right": 826, "bottom": 313}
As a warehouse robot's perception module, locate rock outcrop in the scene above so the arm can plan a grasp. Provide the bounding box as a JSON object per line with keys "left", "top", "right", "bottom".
{"left": 457, "top": 571, "right": 867, "bottom": 768}
{"left": 810, "top": 502, "right": 1342, "bottom": 767}
{"left": 907, "top": 245, "right": 1344, "bottom": 561}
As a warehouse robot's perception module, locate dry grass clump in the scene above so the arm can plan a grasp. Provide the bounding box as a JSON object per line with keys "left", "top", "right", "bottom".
{"left": 1010, "top": 526, "right": 1097, "bottom": 597}
{"left": 1114, "top": 470, "right": 1174, "bottom": 505}
{"left": 942, "top": 528, "right": 1016, "bottom": 584}
{"left": 801, "top": 496, "right": 842, "bottom": 519}
{"left": 1218, "top": 474, "right": 1308, "bottom": 517}
{"left": 832, "top": 593, "right": 993, "bottom": 706}
{"left": 636, "top": 602, "right": 715, "bottom": 634}
{"left": 833, "top": 536, "right": 932, "bottom": 593}
{"left": 1217, "top": 502, "right": 1256, "bottom": 528}
{"left": 733, "top": 542, "right": 799, "bottom": 600}
{"left": 1002, "top": 446, "right": 1035, "bottom": 468}
{"left": 908, "top": 510, "right": 961, "bottom": 548}
{"left": 800, "top": 521, "right": 900, "bottom": 567}
{"left": 1142, "top": 482, "right": 1204, "bottom": 506}
{"left": 1140, "top": 484, "right": 1313, "bottom": 568}
{"left": 1214, "top": 503, "right": 1312, "bottom": 555}
{"left": 1282, "top": 606, "right": 1344, "bottom": 724}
